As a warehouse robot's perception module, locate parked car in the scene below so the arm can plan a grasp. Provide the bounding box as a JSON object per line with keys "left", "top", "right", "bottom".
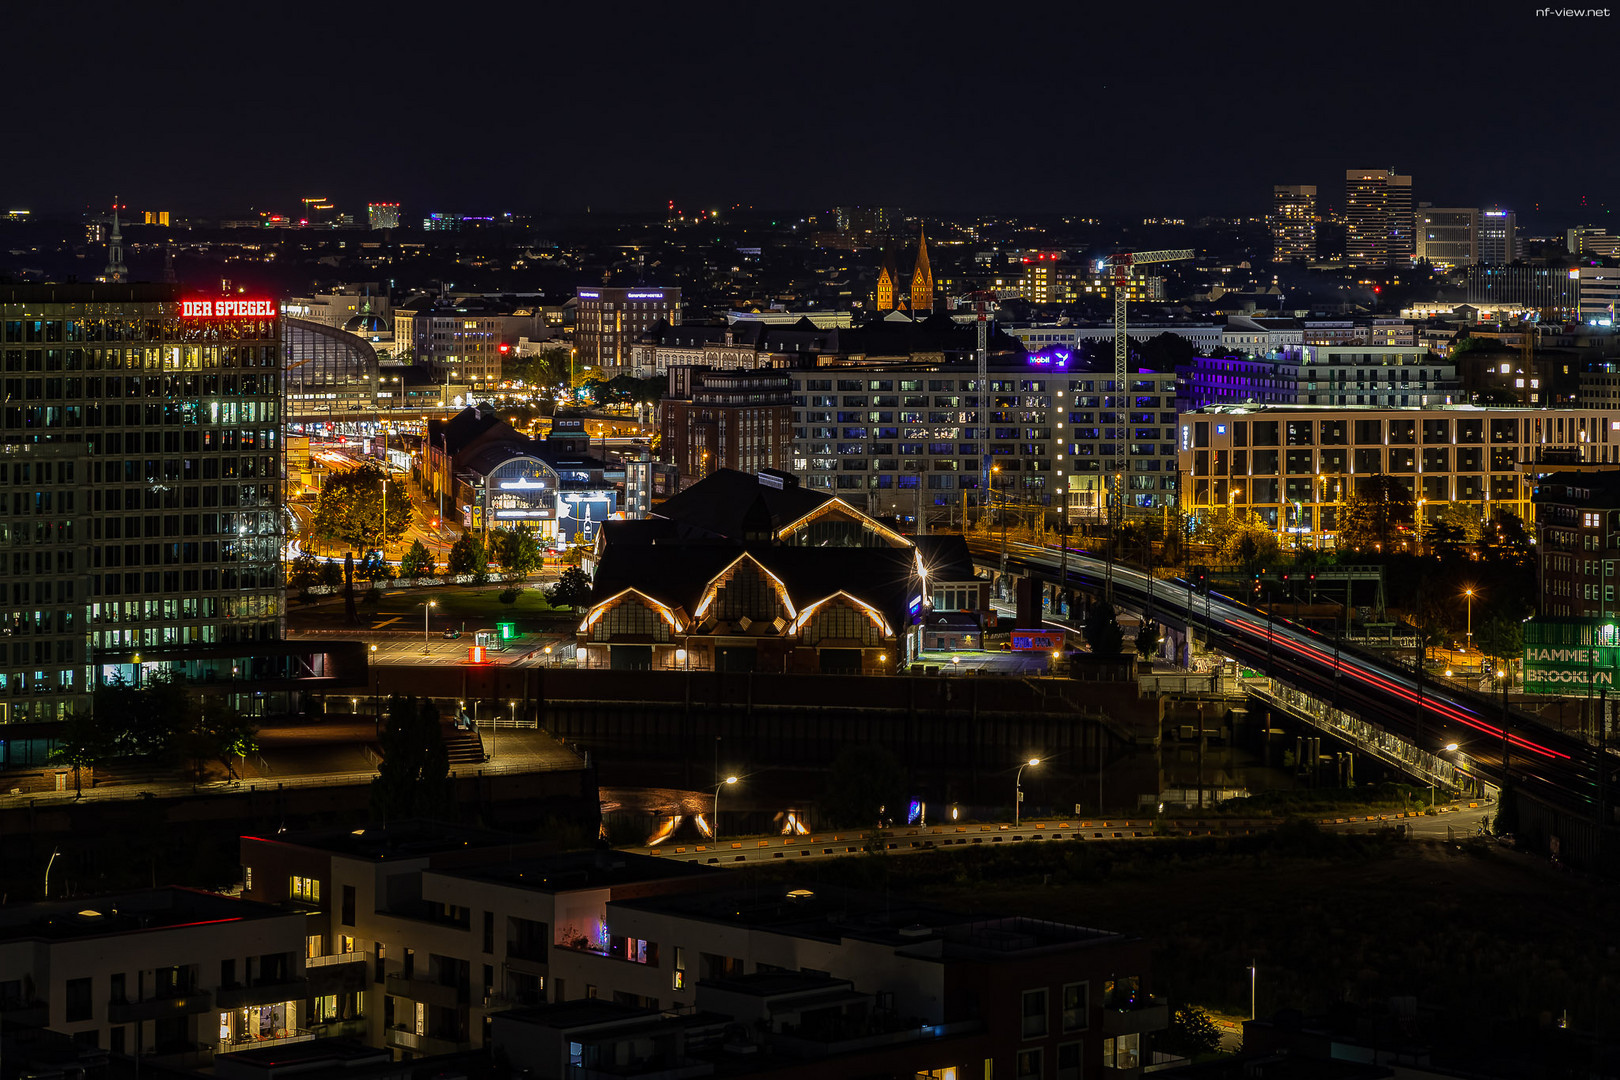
{"left": 442, "top": 627, "right": 461, "bottom": 640}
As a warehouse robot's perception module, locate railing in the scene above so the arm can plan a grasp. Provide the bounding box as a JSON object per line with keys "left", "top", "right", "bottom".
{"left": 1251, "top": 682, "right": 1476, "bottom": 796}
{"left": 306, "top": 950, "right": 371, "bottom": 969}
{"left": 219, "top": 1029, "right": 315, "bottom": 1055}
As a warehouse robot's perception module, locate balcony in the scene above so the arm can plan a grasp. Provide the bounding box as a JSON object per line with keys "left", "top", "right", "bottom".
{"left": 219, "top": 1029, "right": 315, "bottom": 1055}
{"left": 107, "top": 991, "right": 212, "bottom": 1023}
{"left": 308, "top": 1017, "right": 368, "bottom": 1041}
{"left": 305, "top": 951, "right": 370, "bottom": 969}
{"left": 1102, "top": 999, "right": 1169, "bottom": 1037}
{"left": 385, "top": 973, "right": 465, "bottom": 1008}
{"left": 307, "top": 954, "right": 370, "bottom": 995}
{"left": 0, "top": 999, "right": 47, "bottom": 1027}
{"left": 387, "top": 1028, "right": 468, "bottom": 1056}
{"left": 572, "top": 1062, "right": 712, "bottom": 1080}
{"left": 770, "top": 1019, "right": 981, "bottom": 1059}
{"left": 217, "top": 979, "right": 310, "bottom": 1010}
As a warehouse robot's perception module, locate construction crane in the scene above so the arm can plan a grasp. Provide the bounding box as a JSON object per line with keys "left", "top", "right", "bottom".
{"left": 1106, "top": 247, "right": 1194, "bottom": 516}
{"left": 968, "top": 289, "right": 998, "bottom": 527}
{"left": 1102, "top": 248, "right": 1193, "bottom": 600}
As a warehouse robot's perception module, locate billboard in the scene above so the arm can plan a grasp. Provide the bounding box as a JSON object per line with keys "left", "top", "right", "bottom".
{"left": 1523, "top": 618, "right": 1620, "bottom": 694}
{"left": 1011, "top": 628, "right": 1064, "bottom": 652}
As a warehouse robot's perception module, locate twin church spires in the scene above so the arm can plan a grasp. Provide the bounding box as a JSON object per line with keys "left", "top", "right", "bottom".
{"left": 873, "top": 225, "right": 933, "bottom": 315}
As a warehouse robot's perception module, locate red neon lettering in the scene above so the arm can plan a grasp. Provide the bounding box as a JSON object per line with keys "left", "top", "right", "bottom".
{"left": 180, "top": 299, "right": 275, "bottom": 318}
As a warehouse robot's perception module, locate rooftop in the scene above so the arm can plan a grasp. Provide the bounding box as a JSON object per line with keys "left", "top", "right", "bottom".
{"left": 243, "top": 819, "right": 530, "bottom": 862}
{"left": 433, "top": 848, "right": 718, "bottom": 892}
{"left": 0, "top": 887, "right": 290, "bottom": 944}
{"left": 613, "top": 884, "right": 1123, "bottom": 955}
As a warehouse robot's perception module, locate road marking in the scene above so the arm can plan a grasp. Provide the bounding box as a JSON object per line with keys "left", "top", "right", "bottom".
{"left": 372, "top": 617, "right": 403, "bottom": 629}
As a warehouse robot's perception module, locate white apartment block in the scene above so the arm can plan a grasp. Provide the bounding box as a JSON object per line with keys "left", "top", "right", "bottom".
{"left": 0, "top": 888, "right": 310, "bottom": 1064}
{"left": 1180, "top": 404, "right": 1620, "bottom": 537}
{"left": 1296, "top": 346, "right": 1457, "bottom": 407}
{"left": 788, "top": 364, "right": 1181, "bottom": 519}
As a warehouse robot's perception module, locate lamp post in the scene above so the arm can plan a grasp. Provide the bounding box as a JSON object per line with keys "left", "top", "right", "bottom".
{"left": 1015, "top": 757, "right": 1041, "bottom": 827}
{"left": 712, "top": 775, "right": 738, "bottom": 841}
{"left": 369, "top": 644, "right": 379, "bottom": 721}
{"left": 1433, "top": 742, "right": 1459, "bottom": 806}
{"left": 422, "top": 599, "right": 437, "bottom": 654}
{"left": 1464, "top": 588, "right": 1474, "bottom": 656}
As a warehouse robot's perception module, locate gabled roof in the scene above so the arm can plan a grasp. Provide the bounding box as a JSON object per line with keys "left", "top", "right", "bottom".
{"left": 652, "top": 469, "right": 830, "bottom": 543}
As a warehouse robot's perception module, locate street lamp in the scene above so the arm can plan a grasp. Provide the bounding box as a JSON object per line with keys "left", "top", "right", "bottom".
{"left": 712, "top": 775, "right": 738, "bottom": 841}
{"left": 422, "top": 599, "right": 437, "bottom": 653}
{"left": 675, "top": 647, "right": 687, "bottom": 671}
{"left": 1464, "top": 588, "right": 1474, "bottom": 655}
{"left": 1433, "top": 742, "right": 1459, "bottom": 806}
{"left": 1015, "top": 757, "right": 1041, "bottom": 827}
{"left": 369, "top": 644, "right": 379, "bottom": 719}
{"left": 543, "top": 645, "right": 553, "bottom": 666}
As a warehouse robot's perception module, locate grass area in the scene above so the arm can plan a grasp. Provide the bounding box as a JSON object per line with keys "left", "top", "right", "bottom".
{"left": 736, "top": 824, "right": 1619, "bottom": 1068}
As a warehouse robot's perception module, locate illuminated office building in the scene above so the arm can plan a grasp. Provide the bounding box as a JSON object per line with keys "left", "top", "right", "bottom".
{"left": 367, "top": 202, "right": 401, "bottom": 230}
{"left": 1345, "top": 168, "right": 1414, "bottom": 267}
{"left": 0, "top": 284, "right": 290, "bottom": 758}
{"left": 1269, "top": 185, "right": 1317, "bottom": 261}
{"left": 1180, "top": 404, "right": 1620, "bottom": 538}
{"left": 574, "top": 286, "right": 681, "bottom": 376}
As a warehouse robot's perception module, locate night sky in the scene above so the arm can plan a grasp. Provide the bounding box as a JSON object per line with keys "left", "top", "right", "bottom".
{"left": 8, "top": 0, "right": 1614, "bottom": 226}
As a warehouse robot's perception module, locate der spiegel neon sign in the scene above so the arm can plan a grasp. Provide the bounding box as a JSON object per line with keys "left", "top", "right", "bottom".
{"left": 181, "top": 299, "right": 277, "bottom": 318}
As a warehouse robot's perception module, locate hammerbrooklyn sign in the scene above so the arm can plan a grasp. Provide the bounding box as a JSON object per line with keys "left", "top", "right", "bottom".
{"left": 1524, "top": 618, "right": 1620, "bottom": 694}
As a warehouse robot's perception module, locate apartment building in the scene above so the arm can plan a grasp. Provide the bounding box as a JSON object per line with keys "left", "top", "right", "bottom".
{"left": 1270, "top": 184, "right": 1317, "bottom": 261}
{"left": 660, "top": 366, "right": 794, "bottom": 481}
{"left": 1180, "top": 404, "right": 1620, "bottom": 538}
{"left": 1533, "top": 470, "right": 1620, "bottom": 619}
{"left": 789, "top": 362, "right": 1181, "bottom": 521}
{"left": 240, "top": 827, "right": 1162, "bottom": 1079}
{"left": 0, "top": 888, "right": 309, "bottom": 1063}
{"left": 392, "top": 300, "right": 502, "bottom": 383}
{"left": 1295, "top": 345, "right": 1457, "bottom": 407}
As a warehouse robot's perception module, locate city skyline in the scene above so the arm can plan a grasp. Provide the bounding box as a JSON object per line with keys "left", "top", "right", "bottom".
{"left": 5, "top": 1, "right": 1616, "bottom": 223}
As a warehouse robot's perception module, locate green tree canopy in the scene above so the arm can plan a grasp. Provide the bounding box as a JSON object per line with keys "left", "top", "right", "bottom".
{"left": 1337, "top": 474, "right": 1414, "bottom": 554}
{"left": 1163, "top": 1004, "right": 1224, "bottom": 1058}
{"left": 492, "top": 529, "right": 542, "bottom": 578}
{"left": 371, "top": 696, "right": 452, "bottom": 821}
{"left": 545, "top": 565, "right": 594, "bottom": 613}
{"left": 400, "top": 539, "right": 438, "bottom": 579}
{"left": 1084, "top": 601, "right": 1125, "bottom": 656}
{"left": 1218, "top": 512, "right": 1281, "bottom": 575}
{"left": 1135, "top": 619, "right": 1161, "bottom": 659}
{"left": 313, "top": 465, "right": 411, "bottom": 551}
{"left": 447, "top": 534, "right": 490, "bottom": 583}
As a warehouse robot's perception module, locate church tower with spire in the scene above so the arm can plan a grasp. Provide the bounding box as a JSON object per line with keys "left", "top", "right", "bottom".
{"left": 100, "top": 200, "right": 127, "bottom": 284}
{"left": 908, "top": 225, "right": 933, "bottom": 315}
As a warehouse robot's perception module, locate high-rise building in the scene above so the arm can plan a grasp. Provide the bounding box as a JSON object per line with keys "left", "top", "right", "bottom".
{"left": 393, "top": 298, "right": 504, "bottom": 383}
{"left": 574, "top": 286, "right": 681, "bottom": 376}
{"left": 1269, "top": 185, "right": 1317, "bottom": 261}
{"left": 367, "top": 202, "right": 400, "bottom": 230}
{"left": 1478, "top": 209, "right": 1517, "bottom": 264}
{"left": 660, "top": 366, "right": 794, "bottom": 482}
{"left": 1344, "top": 169, "right": 1414, "bottom": 267}
{"left": 0, "top": 284, "right": 286, "bottom": 742}
{"left": 1415, "top": 205, "right": 1478, "bottom": 267}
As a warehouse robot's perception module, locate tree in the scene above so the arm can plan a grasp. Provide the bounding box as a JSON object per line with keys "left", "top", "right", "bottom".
{"left": 820, "top": 744, "right": 908, "bottom": 829}
{"left": 176, "top": 703, "right": 259, "bottom": 782}
{"left": 400, "top": 539, "right": 437, "bottom": 579}
{"left": 1337, "top": 474, "right": 1414, "bottom": 554}
{"left": 1084, "top": 601, "right": 1125, "bottom": 656}
{"left": 1475, "top": 613, "right": 1525, "bottom": 664}
{"left": 371, "top": 696, "right": 452, "bottom": 822}
{"left": 447, "top": 533, "right": 490, "bottom": 583}
{"left": 1220, "top": 513, "right": 1280, "bottom": 576}
{"left": 287, "top": 552, "right": 321, "bottom": 593}
{"left": 312, "top": 465, "right": 411, "bottom": 551}
{"left": 1134, "top": 619, "right": 1161, "bottom": 660}
{"left": 318, "top": 560, "right": 344, "bottom": 589}
{"left": 492, "top": 529, "right": 542, "bottom": 579}
{"left": 49, "top": 708, "right": 114, "bottom": 796}
{"left": 545, "top": 565, "right": 594, "bottom": 613}
{"left": 1162, "top": 1004, "right": 1224, "bottom": 1058}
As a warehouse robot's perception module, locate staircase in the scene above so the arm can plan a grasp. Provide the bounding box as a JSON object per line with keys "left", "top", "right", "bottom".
{"left": 442, "top": 724, "right": 485, "bottom": 766}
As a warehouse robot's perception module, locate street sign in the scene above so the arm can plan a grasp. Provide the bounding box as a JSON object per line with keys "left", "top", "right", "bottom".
{"left": 1523, "top": 617, "right": 1620, "bottom": 694}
